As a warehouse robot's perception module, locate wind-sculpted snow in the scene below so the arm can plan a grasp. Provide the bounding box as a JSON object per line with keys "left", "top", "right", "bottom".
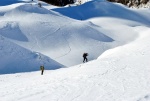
{"left": 0, "top": 21, "right": 28, "bottom": 41}
{"left": 0, "top": 3, "right": 117, "bottom": 67}
{"left": 14, "top": 4, "right": 59, "bottom": 15}
{"left": 53, "top": 0, "right": 150, "bottom": 25}
{"left": 0, "top": 27, "right": 150, "bottom": 100}
{"left": 0, "top": 0, "right": 150, "bottom": 101}
{"left": 0, "top": 36, "right": 63, "bottom": 74}
{"left": 0, "top": 0, "right": 150, "bottom": 71}
{"left": 3, "top": 4, "right": 59, "bottom": 19}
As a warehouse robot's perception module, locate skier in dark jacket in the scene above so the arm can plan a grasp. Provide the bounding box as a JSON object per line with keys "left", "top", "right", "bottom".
{"left": 83, "top": 53, "right": 88, "bottom": 63}
{"left": 40, "top": 65, "right": 44, "bottom": 75}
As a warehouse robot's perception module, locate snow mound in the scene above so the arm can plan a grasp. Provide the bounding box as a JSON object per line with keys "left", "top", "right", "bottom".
{"left": 3, "top": 4, "right": 59, "bottom": 18}
{"left": 0, "top": 0, "right": 150, "bottom": 101}
{"left": 0, "top": 27, "right": 150, "bottom": 100}
{"left": 0, "top": 0, "right": 150, "bottom": 73}
{"left": 0, "top": 3, "right": 116, "bottom": 67}
{"left": 0, "top": 21, "right": 28, "bottom": 41}
{"left": 53, "top": 0, "right": 150, "bottom": 25}
{"left": 0, "top": 36, "right": 63, "bottom": 74}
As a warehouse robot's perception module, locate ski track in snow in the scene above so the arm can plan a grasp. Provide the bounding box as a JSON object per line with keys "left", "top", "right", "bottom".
{"left": 41, "top": 23, "right": 72, "bottom": 59}
{"left": 41, "top": 28, "right": 61, "bottom": 40}
{"left": 54, "top": 33, "right": 72, "bottom": 59}
{"left": 0, "top": 0, "right": 150, "bottom": 101}
{"left": 30, "top": 22, "right": 72, "bottom": 60}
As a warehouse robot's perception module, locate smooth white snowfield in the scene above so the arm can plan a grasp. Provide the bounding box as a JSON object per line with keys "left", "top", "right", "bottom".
{"left": 0, "top": 0, "right": 150, "bottom": 101}
{"left": 1, "top": 0, "right": 150, "bottom": 73}
{"left": 0, "top": 27, "right": 150, "bottom": 101}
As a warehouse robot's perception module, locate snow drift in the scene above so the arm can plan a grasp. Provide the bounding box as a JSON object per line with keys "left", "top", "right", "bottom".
{"left": 0, "top": 35, "right": 63, "bottom": 74}
{"left": 0, "top": 0, "right": 150, "bottom": 73}
{"left": 53, "top": 0, "right": 150, "bottom": 25}
{"left": 0, "top": 0, "right": 150, "bottom": 101}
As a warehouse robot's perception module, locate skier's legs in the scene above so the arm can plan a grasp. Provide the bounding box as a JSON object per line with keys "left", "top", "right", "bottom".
{"left": 41, "top": 70, "right": 44, "bottom": 75}
{"left": 83, "top": 57, "right": 88, "bottom": 63}
{"left": 86, "top": 58, "right": 88, "bottom": 62}
{"left": 83, "top": 57, "right": 85, "bottom": 63}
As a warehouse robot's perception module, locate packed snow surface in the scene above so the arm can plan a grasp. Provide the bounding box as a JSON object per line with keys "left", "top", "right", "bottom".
{"left": 0, "top": 0, "right": 150, "bottom": 101}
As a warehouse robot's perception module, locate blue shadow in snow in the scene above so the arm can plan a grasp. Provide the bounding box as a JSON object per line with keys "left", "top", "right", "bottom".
{"left": 0, "top": 0, "right": 22, "bottom": 6}
{"left": 52, "top": 0, "right": 150, "bottom": 25}
{"left": 0, "top": 22, "right": 28, "bottom": 42}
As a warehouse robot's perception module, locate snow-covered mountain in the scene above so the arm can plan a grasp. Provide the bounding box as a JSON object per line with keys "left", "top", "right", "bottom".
{"left": 0, "top": 0, "right": 150, "bottom": 101}
{"left": 1, "top": 0, "right": 150, "bottom": 73}
{"left": 0, "top": 25, "right": 150, "bottom": 101}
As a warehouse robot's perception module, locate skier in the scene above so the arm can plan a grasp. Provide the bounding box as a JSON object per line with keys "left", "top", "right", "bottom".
{"left": 40, "top": 65, "right": 44, "bottom": 75}
{"left": 83, "top": 53, "right": 88, "bottom": 63}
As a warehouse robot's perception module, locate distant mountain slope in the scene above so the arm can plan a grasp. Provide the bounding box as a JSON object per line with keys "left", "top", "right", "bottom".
{"left": 53, "top": 0, "right": 150, "bottom": 25}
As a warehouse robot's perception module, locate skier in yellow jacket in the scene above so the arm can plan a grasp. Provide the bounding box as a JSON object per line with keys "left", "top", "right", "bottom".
{"left": 40, "top": 65, "right": 44, "bottom": 75}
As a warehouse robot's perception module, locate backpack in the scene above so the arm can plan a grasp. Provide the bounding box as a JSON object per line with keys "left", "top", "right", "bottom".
{"left": 86, "top": 53, "right": 88, "bottom": 56}
{"left": 83, "top": 53, "right": 88, "bottom": 57}
{"left": 40, "top": 66, "right": 44, "bottom": 70}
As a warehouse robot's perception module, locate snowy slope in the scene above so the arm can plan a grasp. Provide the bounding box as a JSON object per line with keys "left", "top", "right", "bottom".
{"left": 1, "top": 2, "right": 117, "bottom": 69}
{"left": 0, "top": 0, "right": 150, "bottom": 101}
{"left": 1, "top": 0, "right": 149, "bottom": 73}
{"left": 53, "top": 0, "right": 150, "bottom": 24}
{"left": 0, "top": 35, "right": 63, "bottom": 74}
{"left": 0, "top": 26, "right": 150, "bottom": 101}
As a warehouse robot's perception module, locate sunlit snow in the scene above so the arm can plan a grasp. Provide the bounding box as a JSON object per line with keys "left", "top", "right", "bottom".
{"left": 0, "top": 0, "right": 150, "bottom": 101}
